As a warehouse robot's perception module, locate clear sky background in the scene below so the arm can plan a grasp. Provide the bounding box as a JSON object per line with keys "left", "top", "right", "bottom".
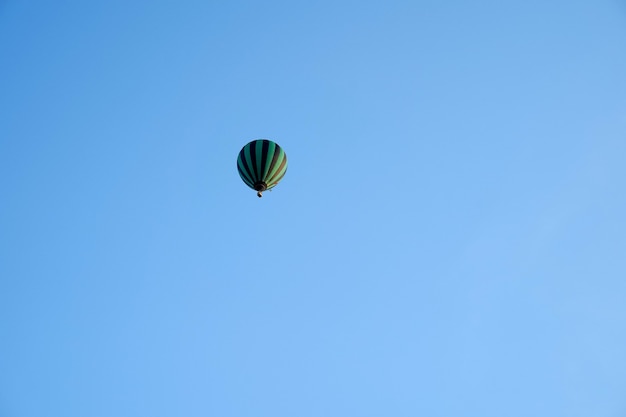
{"left": 1, "top": 1, "right": 626, "bottom": 416}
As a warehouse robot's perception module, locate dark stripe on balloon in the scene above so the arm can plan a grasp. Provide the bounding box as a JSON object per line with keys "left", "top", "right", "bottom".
{"left": 244, "top": 144, "right": 257, "bottom": 182}
{"left": 267, "top": 163, "right": 286, "bottom": 189}
{"left": 239, "top": 171, "right": 254, "bottom": 189}
{"left": 267, "top": 164, "right": 287, "bottom": 187}
{"left": 249, "top": 141, "right": 260, "bottom": 182}
{"left": 266, "top": 152, "right": 286, "bottom": 186}
{"left": 262, "top": 141, "right": 276, "bottom": 181}
{"left": 258, "top": 140, "right": 270, "bottom": 181}
{"left": 272, "top": 165, "right": 287, "bottom": 184}
{"left": 266, "top": 155, "right": 287, "bottom": 186}
{"left": 255, "top": 140, "right": 266, "bottom": 181}
{"left": 237, "top": 157, "right": 255, "bottom": 188}
{"left": 239, "top": 148, "right": 255, "bottom": 183}
{"left": 237, "top": 153, "right": 250, "bottom": 184}
{"left": 265, "top": 147, "right": 284, "bottom": 183}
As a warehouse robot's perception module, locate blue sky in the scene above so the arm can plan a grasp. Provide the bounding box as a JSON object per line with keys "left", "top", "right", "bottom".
{"left": 1, "top": 1, "right": 625, "bottom": 416}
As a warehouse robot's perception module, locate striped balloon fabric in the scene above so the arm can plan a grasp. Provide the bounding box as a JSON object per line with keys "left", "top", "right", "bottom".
{"left": 237, "top": 139, "right": 288, "bottom": 198}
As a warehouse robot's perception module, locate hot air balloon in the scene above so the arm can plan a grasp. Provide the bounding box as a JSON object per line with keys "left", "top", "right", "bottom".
{"left": 237, "top": 139, "right": 288, "bottom": 198}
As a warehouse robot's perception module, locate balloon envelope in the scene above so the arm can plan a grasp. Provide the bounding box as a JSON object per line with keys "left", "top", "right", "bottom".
{"left": 237, "top": 139, "right": 287, "bottom": 197}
